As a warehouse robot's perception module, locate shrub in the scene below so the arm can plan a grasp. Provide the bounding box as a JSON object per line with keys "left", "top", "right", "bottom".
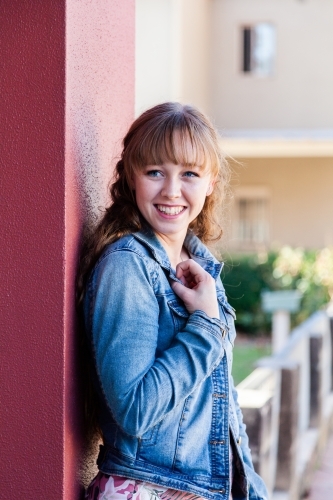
{"left": 221, "top": 247, "right": 332, "bottom": 335}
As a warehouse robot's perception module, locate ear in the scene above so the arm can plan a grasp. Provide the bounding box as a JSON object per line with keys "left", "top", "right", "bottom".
{"left": 206, "top": 177, "right": 216, "bottom": 196}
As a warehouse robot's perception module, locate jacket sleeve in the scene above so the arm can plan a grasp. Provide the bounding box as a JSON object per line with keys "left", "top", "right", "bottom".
{"left": 85, "top": 249, "right": 225, "bottom": 437}
{"left": 231, "top": 377, "right": 269, "bottom": 500}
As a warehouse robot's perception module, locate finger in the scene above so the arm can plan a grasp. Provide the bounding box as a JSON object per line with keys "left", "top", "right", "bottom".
{"left": 180, "top": 273, "right": 198, "bottom": 289}
{"left": 178, "top": 274, "right": 188, "bottom": 286}
{"left": 174, "top": 264, "right": 193, "bottom": 285}
{"left": 171, "top": 280, "right": 192, "bottom": 300}
{"left": 175, "top": 260, "right": 206, "bottom": 283}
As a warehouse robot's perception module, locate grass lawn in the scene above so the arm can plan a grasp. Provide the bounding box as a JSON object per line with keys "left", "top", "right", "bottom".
{"left": 232, "top": 340, "right": 271, "bottom": 386}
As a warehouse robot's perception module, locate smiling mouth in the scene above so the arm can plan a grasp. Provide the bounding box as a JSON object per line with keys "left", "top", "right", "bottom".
{"left": 155, "top": 205, "right": 186, "bottom": 215}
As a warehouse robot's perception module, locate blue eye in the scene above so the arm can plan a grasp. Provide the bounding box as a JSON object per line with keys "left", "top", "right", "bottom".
{"left": 183, "top": 171, "right": 198, "bottom": 178}
{"left": 146, "top": 170, "right": 162, "bottom": 177}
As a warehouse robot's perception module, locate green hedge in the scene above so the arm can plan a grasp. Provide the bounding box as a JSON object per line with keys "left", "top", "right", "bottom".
{"left": 221, "top": 248, "right": 332, "bottom": 335}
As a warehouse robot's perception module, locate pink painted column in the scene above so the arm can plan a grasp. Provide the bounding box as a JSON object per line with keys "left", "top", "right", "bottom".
{"left": 0, "top": 1, "right": 135, "bottom": 498}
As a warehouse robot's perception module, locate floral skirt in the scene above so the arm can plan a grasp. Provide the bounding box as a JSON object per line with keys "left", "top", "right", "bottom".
{"left": 85, "top": 473, "right": 232, "bottom": 500}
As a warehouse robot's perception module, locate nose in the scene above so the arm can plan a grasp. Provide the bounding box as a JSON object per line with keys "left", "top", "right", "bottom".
{"left": 161, "top": 175, "right": 181, "bottom": 199}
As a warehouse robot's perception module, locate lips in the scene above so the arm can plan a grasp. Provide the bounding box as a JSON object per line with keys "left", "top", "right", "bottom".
{"left": 155, "top": 205, "right": 186, "bottom": 215}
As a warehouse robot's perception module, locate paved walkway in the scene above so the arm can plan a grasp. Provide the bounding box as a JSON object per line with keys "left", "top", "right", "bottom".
{"left": 306, "top": 433, "right": 333, "bottom": 499}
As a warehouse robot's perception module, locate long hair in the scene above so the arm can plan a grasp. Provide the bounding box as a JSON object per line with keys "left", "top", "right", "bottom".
{"left": 77, "top": 102, "right": 229, "bottom": 306}
{"left": 77, "top": 102, "right": 229, "bottom": 438}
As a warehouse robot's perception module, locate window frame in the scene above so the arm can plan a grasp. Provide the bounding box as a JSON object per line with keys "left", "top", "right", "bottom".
{"left": 232, "top": 186, "right": 271, "bottom": 249}
{"left": 240, "top": 22, "right": 276, "bottom": 77}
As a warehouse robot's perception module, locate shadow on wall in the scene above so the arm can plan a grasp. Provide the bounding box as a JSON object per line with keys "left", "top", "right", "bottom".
{"left": 72, "top": 100, "right": 105, "bottom": 230}
{"left": 67, "top": 101, "right": 105, "bottom": 492}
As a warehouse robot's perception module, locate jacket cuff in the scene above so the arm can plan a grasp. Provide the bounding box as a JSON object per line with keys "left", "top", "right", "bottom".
{"left": 188, "top": 309, "right": 228, "bottom": 339}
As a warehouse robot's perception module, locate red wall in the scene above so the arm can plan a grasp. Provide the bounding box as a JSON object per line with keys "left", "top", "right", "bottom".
{"left": 0, "top": 1, "right": 135, "bottom": 497}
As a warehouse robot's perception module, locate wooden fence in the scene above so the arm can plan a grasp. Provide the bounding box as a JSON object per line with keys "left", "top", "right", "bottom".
{"left": 237, "top": 308, "right": 333, "bottom": 500}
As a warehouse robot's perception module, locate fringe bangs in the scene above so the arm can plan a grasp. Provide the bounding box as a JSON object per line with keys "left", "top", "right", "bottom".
{"left": 125, "top": 108, "right": 221, "bottom": 178}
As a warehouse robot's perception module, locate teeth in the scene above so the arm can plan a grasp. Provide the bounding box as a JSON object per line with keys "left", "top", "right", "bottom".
{"left": 156, "top": 205, "right": 185, "bottom": 215}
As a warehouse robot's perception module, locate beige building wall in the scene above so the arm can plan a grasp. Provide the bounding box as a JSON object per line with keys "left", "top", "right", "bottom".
{"left": 180, "top": 0, "right": 210, "bottom": 115}
{"left": 210, "top": 0, "right": 333, "bottom": 130}
{"left": 135, "top": 1, "right": 333, "bottom": 251}
{"left": 135, "top": 0, "right": 210, "bottom": 116}
{"left": 228, "top": 156, "right": 333, "bottom": 250}
{"left": 136, "top": 0, "right": 333, "bottom": 128}
{"left": 135, "top": 0, "right": 177, "bottom": 115}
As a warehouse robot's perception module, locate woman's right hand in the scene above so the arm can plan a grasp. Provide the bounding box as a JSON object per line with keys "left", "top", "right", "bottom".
{"left": 171, "top": 259, "right": 220, "bottom": 319}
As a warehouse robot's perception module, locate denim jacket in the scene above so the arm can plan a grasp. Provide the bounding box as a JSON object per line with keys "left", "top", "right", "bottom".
{"left": 83, "top": 227, "right": 268, "bottom": 500}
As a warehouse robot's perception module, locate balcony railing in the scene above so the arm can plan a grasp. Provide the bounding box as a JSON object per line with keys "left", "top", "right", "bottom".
{"left": 236, "top": 307, "right": 333, "bottom": 500}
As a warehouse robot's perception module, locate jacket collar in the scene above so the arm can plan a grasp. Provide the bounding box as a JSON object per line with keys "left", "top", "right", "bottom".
{"left": 133, "top": 226, "right": 223, "bottom": 280}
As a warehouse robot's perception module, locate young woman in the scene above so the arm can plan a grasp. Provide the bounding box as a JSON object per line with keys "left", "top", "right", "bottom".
{"left": 78, "top": 102, "right": 268, "bottom": 500}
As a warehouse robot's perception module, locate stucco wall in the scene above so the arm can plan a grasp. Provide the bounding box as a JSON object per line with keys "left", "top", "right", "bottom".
{"left": 229, "top": 157, "right": 333, "bottom": 249}
{"left": 0, "top": 1, "right": 135, "bottom": 498}
{"left": 65, "top": 0, "right": 135, "bottom": 494}
{"left": 0, "top": 2, "right": 66, "bottom": 497}
{"left": 210, "top": 0, "right": 333, "bottom": 130}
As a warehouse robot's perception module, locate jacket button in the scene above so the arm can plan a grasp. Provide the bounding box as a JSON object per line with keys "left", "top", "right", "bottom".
{"left": 212, "top": 393, "right": 227, "bottom": 399}
{"left": 221, "top": 327, "right": 226, "bottom": 338}
{"left": 237, "top": 437, "right": 242, "bottom": 445}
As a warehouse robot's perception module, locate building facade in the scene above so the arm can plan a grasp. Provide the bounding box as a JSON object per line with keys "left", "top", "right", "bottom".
{"left": 136, "top": 0, "right": 333, "bottom": 250}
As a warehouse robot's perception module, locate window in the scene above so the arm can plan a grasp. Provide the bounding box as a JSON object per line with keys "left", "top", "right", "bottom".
{"left": 233, "top": 187, "right": 270, "bottom": 247}
{"left": 242, "top": 23, "right": 276, "bottom": 76}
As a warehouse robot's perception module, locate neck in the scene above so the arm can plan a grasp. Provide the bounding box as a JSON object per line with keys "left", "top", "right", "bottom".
{"left": 155, "top": 231, "right": 189, "bottom": 269}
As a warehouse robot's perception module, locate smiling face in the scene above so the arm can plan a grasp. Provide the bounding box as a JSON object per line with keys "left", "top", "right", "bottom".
{"left": 133, "top": 154, "right": 215, "bottom": 244}
{"left": 122, "top": 103, "right": 227, "bottom": 244}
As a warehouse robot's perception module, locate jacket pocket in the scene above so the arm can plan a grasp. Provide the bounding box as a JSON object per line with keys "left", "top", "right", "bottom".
{"left": 114, "top": 420, "right": 162, "bottom": 452}
{"left": 139, "top": 419, "right": 162, "bottom": 446}
{"left": 168, "top": 299, "right": 190, "bottom": 332}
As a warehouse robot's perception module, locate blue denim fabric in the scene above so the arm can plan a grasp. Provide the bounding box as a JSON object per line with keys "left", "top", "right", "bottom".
{"left": 83, "top": 227, "right": 268, "bottom": 500}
